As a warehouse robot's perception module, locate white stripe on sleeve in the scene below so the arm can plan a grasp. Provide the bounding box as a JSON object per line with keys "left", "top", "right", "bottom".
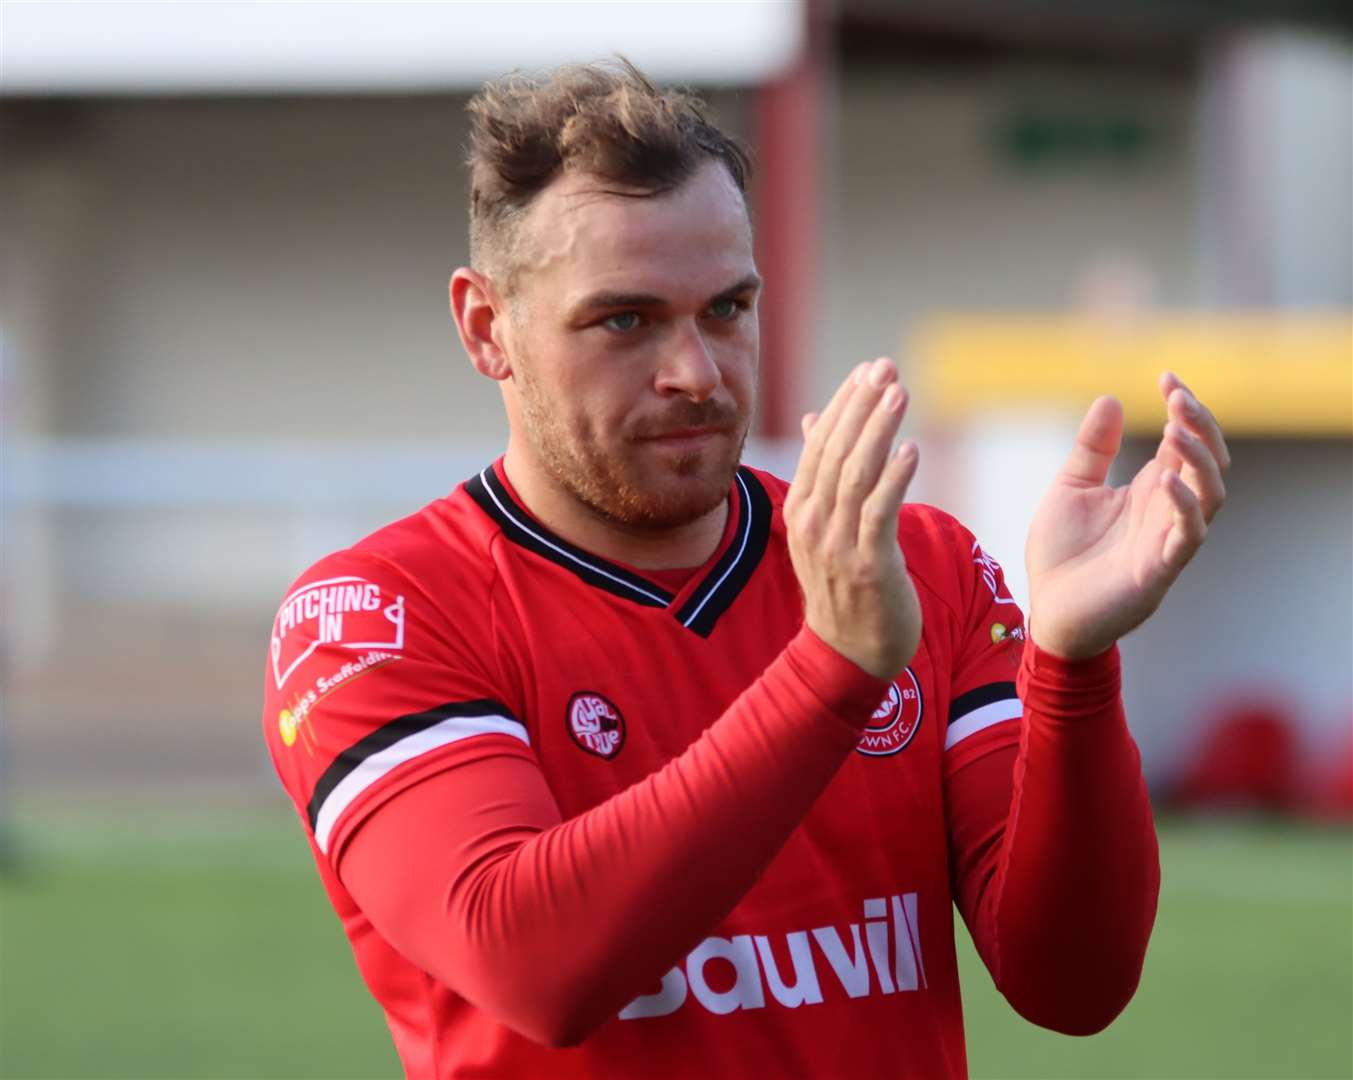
{"left": 944, "top": 697, "right": 1023, "bottom": 751}
{"left": 314, "top": 713, "right": 529, "bottom": 854}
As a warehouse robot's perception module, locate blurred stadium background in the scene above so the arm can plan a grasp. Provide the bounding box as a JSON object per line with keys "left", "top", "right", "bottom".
{"left": 2, "top": 2, "right": 1350, "bottom": 1077}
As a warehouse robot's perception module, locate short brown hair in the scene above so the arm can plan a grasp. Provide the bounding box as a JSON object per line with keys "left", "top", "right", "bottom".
{"left": 465, "top": 58, "right": 752, "bottom": 284}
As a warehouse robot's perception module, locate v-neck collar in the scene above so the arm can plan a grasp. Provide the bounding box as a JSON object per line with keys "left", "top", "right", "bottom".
{"left": 464, "top": 459, "right": 771, "bottom": 638}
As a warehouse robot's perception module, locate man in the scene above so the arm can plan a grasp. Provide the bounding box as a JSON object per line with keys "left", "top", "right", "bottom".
{"left": 263, "top": 60, "right": 1228, "bottom": 1077}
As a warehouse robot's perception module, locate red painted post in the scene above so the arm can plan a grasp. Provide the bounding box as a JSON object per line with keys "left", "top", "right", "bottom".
{"left": 752, "top": 2, "right": 829, "bottom": 439}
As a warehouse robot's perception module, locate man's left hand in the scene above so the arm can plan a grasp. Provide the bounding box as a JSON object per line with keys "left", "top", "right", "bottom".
{"left": 1025, "top": 372, "right": 1230, "bottom": 660}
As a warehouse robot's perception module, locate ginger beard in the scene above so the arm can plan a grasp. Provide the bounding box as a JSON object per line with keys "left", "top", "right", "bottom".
{"left": 513, "top": 349, "right": 752, "bottom": 532}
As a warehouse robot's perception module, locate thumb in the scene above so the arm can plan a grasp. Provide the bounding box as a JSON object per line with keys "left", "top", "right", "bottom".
{"left": 1061, "top": 395, "right": 1124, "bottom": 486}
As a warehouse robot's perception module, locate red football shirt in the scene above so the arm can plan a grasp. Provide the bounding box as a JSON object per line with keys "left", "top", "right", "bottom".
{"left": 262, "top": 460, "right": 1153, "bottom": 1077}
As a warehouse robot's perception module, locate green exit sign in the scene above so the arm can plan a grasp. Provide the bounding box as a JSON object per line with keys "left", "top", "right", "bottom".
{"left": 995, "top": 105, "right": 1170, "bottom": 171}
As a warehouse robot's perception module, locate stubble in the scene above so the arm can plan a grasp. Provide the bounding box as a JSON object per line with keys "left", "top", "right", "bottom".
{"left": 514, "top": 355, "right": 748, "bottom": 532}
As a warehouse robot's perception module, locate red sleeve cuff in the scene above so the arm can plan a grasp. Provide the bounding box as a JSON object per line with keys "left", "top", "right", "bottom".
{"left": 783, "top": 626, "right": 894, "bottom": 732}
{"left": 1017, "top": 642, "right": 1122, "bottom": 723}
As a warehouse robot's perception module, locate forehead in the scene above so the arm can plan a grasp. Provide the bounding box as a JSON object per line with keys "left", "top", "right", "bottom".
{"left": 516, "top": 162, "right": 755, "bottom": 305}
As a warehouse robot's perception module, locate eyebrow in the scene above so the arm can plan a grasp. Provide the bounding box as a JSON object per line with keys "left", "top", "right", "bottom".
{"left": 570, "top": 273, "right": 763, "bottom": 318}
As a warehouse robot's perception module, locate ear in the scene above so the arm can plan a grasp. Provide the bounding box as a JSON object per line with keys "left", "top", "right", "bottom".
{"left": 450, "top": 267, "right": 513, "bottom": 381}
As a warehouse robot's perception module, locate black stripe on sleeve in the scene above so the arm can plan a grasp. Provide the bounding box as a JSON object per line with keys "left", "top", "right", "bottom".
{"left": 947, "top": 681, "right": 1018, "bottom": 727}
{"left": 305, "top": 698, "right": 519, "bottom": 831}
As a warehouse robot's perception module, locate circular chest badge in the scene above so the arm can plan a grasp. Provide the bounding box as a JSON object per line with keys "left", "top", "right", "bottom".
{"left": 856, "top": 668, "right": 923, "bottom": 757}
{"left": 567, "top": 692, "right": 626, "bottom": 759}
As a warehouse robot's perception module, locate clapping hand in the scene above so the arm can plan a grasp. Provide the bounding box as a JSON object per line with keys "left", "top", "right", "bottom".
{"left": 1026, "top": 372, "right": 1230, "bottom": 660}
{"left": 785, "top": 358, "right": 923, "bottom": 679}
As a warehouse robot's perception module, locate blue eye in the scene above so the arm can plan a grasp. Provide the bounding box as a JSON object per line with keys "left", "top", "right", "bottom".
{"left": 602, "top": 312, "right": 642, "bottom": 332}
{"left": 708, "top": 298, "right": 743, "bottom": 320}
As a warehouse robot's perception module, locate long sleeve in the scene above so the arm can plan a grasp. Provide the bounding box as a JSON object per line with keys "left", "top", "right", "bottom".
{"left": 336, "top": 626, "right": 890, "bottom": 1048}
{"left": 946, "top": 643, "right": 1160, "bottom": 1035}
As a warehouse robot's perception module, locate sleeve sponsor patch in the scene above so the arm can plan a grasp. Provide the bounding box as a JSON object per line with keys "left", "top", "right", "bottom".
{"left": 276, "top": 648, "right": 401, "bottom": 755}
{"left": 271, "top": 576, "right": 406, "bottom": 691}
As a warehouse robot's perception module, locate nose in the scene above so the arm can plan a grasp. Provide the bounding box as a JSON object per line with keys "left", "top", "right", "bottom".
{"left": 655, "top": 319, "right": 721, "bottom": 402}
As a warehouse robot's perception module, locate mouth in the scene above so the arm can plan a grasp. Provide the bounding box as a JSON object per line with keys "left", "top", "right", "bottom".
{"left": 637, "top": 427, "right": 727, "bottom": 447}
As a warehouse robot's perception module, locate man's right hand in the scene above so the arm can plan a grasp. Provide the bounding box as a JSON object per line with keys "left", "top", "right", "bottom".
{"left": 783, "top": 357, "right": 922, "bottom": 680}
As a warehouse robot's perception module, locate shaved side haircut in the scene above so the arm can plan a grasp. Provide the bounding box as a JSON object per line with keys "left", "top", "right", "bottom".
{"left": 465, "top": 58, "right": 752, "bottom": 288}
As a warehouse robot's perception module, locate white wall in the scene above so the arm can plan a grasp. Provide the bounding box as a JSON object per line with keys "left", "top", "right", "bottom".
{"left": 1196, "top": 31, "right": 1353, "bottom": 308}
{"left": 4, "top": 97, "right": 503, "bottom": 441}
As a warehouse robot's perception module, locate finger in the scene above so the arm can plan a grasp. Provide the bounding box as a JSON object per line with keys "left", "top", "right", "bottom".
{"left": 833, "top": 382, "right": 909, "bottom": 538}
{"left": 858, "top": 440, "right": 919, "bottom": 550}
{"left": 1159, "top": 468, "right": 1207, "bottom": 572}
{"left": 815, "top": 357, "right": 899, "bottom": 506}
{"left": 792, "top": 363, "right": 867, "bottom": 499}
{"left": 1158, "top": 369, "right": 1185, "bottom": 399}
{"left": 1161, "top": 372, "right": 1231, "bottom": 475}
{"left": 1153, "top": 377, "right": 1184, "bottom": 471}
{"left": 1164, "top": 420, "right": 1226, "bottom": 522}
{"left": 1061, "top": 395, "right": 1124, "bottom": 486}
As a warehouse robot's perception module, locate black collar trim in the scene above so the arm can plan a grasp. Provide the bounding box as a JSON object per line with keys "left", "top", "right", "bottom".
{"left": 466, "top": 467, "right": 672, "bottom": 608}
{"left": 465, "top": 464, "right": 771, "bottom": 637}
{"left": 674, "top": 469, "right": 773, "bottom": 637}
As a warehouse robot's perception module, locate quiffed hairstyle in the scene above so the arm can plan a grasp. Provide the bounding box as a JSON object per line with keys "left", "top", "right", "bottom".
{"left": 465, "top": 58, "right": 752, "bottom": 284}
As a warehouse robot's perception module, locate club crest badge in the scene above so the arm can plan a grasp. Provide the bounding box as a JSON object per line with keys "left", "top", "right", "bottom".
{"left": 567, "top": 692, "right": 626, "bottom": 759}
{"left": 856, "top": 668, "right": 923, "bottom": 757}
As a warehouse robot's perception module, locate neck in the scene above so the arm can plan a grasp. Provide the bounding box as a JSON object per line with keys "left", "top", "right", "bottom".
{"left": 501, "top": 444, "right": 730, "bottom": 570}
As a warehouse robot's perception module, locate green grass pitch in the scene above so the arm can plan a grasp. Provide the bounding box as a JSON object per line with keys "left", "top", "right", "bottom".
{"left": 1, "top": 806, "right": 1349, "bottom": 1079}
